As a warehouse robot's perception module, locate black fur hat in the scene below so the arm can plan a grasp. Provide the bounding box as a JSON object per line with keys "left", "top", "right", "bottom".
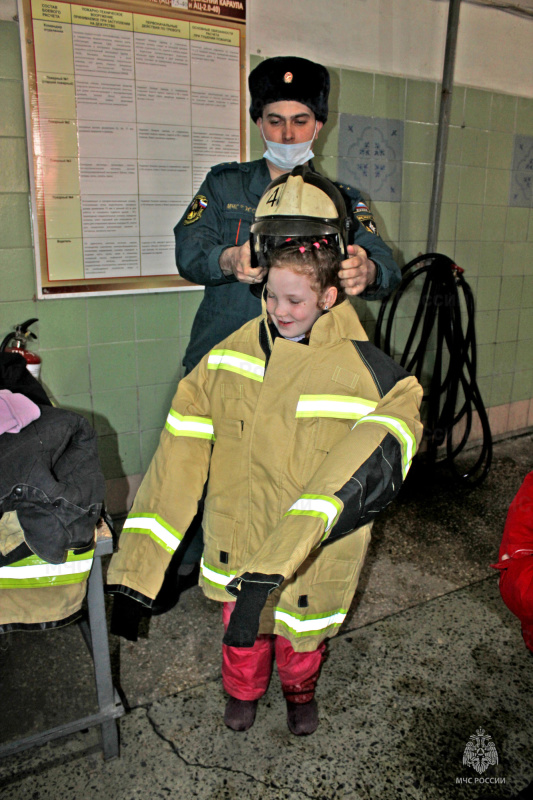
{"left": 248, "top": 56, "right": 330, "bottom": 123}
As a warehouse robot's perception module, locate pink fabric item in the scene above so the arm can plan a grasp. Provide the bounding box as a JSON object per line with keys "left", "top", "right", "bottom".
{"left": 0, "top": 389, "right": 41, "bottom": 435}
{"left": 221, "top": 602, "right": 325, "bottom": 701}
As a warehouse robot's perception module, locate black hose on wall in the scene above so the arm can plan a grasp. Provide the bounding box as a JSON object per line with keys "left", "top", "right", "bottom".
{"left": 374, "top": 252, "right": 492, "bottom": 487}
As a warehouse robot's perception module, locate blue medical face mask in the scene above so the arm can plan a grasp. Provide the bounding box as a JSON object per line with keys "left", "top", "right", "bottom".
{"left": 261, "top": 123, "right": 317, "bottom": 171}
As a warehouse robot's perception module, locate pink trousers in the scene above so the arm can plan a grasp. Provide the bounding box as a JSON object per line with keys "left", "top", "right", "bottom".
{"left": 222, "top": 602, "right": 325, "bottom": 703}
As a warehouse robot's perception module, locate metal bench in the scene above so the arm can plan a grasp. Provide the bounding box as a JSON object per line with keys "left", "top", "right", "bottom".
{"left": 0, "top": 522, "right": 125, "bottom": 761}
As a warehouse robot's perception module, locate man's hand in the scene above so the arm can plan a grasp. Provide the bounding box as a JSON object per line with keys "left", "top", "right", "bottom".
{"left": 339, "top": 244, "right": 377, "bottom": 296}
{"left": 220, "top": 240, "right": 267, "bottom": 284}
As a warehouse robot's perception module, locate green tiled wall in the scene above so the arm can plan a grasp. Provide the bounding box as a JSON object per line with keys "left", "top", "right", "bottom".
{"left": 2, "top": 26, "right": 532, "bottom": 485}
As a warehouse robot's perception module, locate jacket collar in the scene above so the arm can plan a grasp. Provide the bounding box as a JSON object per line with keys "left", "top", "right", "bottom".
{"left": 308, "top": 300, "right": 368, "bottom": 347}
{"left": 259, "top": 299, "right": 368, "bottom": 362}
{"left": 249, "top": 159, "right": 273, "bottom": 199}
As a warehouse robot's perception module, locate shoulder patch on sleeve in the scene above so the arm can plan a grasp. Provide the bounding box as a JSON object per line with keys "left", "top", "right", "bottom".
{"left": 351, "top": 340, "right": 410, "bottom": 397}
{"left": 355, "top": 205, "right": 379, "bottom": 235}
{"left": 182, "top": 194, "right": 208, "bottom": 226}
{"left": 334, "top": 181, "right": 379, "bottom": 236}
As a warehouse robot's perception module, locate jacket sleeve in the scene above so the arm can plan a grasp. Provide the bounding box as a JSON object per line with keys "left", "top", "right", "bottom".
{"left": 343, "top": 189, "right": 401, "bottom": 300}
{"left": 224, "top": 374, "right": 423, "bottom": 647}
{"left": 106, "top": 360, "right": 214, "bottom": 607}
{"left": 174, "top": 167, "right": 238, "bottom": 288}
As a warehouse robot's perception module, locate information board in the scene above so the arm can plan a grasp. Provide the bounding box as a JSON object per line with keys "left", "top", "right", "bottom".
{"left": 17, "top": 0, "right": 246, "bottom": 297}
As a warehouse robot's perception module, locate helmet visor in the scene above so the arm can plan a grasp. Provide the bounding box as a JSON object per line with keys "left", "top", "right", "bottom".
{"left": 251, "top": 228, "right": 346, "bottom": 269}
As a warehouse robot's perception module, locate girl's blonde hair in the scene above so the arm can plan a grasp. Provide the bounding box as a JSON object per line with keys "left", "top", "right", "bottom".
{"left": 267, "top": 239, "right": 346, "bottom": 304}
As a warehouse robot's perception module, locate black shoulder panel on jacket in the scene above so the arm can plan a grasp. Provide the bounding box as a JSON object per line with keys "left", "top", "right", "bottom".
{"left": 325, "top": 432, "right": 404, "bottom": 545}
{"left": 351, "top": 340, "right": 411, "bottom": 398}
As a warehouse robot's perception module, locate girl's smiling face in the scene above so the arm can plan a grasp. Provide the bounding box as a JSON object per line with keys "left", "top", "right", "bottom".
{"left": 266, "top": 266, "right": 335, "bottom": 338}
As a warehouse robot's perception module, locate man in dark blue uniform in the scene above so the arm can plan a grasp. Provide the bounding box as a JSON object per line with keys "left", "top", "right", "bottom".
{"left": 174, "top": 56, "right": 401, "bottom": 374}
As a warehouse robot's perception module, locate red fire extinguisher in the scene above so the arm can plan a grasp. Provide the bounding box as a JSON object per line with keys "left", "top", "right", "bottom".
{"left": 0, "top": 318, "right": 42, "bottom": 380}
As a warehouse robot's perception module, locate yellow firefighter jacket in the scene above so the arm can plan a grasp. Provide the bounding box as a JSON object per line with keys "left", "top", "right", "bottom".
{"left": 107, "top": 300, "right": 423, "bottom": 651}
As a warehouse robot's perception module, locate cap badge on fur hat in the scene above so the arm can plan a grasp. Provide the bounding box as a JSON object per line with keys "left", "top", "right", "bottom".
{"left": 284, "top": 72, "right": 293, "bottom": 83}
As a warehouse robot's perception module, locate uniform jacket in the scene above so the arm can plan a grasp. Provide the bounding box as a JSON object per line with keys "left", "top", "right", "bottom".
{"left": 174, "top": 158, "right": 401, "bottom": 372}
{"left": 0, "top": 358, "right": 105, "bottom": 633}
{"left": 108, "top": 300, "right": 423, "bottom": 651}
{"left": 493, "top": 472, "right": 533, "bottom": 652}
{"left": 0, "top": 405, "right": 104, "bottom": 566}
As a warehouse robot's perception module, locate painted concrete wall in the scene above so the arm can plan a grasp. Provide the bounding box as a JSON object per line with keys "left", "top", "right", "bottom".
{"left": 247, "top": 0, "right": 533, "bottom": 98}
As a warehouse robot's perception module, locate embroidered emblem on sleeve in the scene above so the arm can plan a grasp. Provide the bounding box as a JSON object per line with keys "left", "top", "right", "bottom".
{"left": 183, "top": 195, "right": 208, "bottom": 226}
{"left": 355, "top": 202, "right": 378, "bottom": 235}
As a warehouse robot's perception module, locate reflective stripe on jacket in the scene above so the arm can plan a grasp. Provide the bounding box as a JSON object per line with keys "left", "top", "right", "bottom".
{"left": 0, "top": 544, "right": 94, "bottom": 633}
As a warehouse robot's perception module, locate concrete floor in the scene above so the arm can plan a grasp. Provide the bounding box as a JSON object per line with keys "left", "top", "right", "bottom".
{"left": 1, "top": 434, "right": 532, "bottom": 799}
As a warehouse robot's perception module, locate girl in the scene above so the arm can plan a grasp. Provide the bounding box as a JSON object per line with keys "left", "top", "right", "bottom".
{"left": 264, "top": 239, "right": 342, "bottom": 341}
{"left": 108, "top": 239, "right": 422, "bottom": 736}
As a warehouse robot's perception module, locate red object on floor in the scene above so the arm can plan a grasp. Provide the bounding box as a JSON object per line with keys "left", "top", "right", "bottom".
{"left": 492, "top": 472, "right": 533, "bottom": 653}
{"left": 222, "top": 601, "right": 325, "bottom": 701}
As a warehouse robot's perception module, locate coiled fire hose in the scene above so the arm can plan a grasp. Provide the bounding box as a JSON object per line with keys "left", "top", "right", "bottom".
{"left": 374, "top": 253, "right": 492, "bottom": 486}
